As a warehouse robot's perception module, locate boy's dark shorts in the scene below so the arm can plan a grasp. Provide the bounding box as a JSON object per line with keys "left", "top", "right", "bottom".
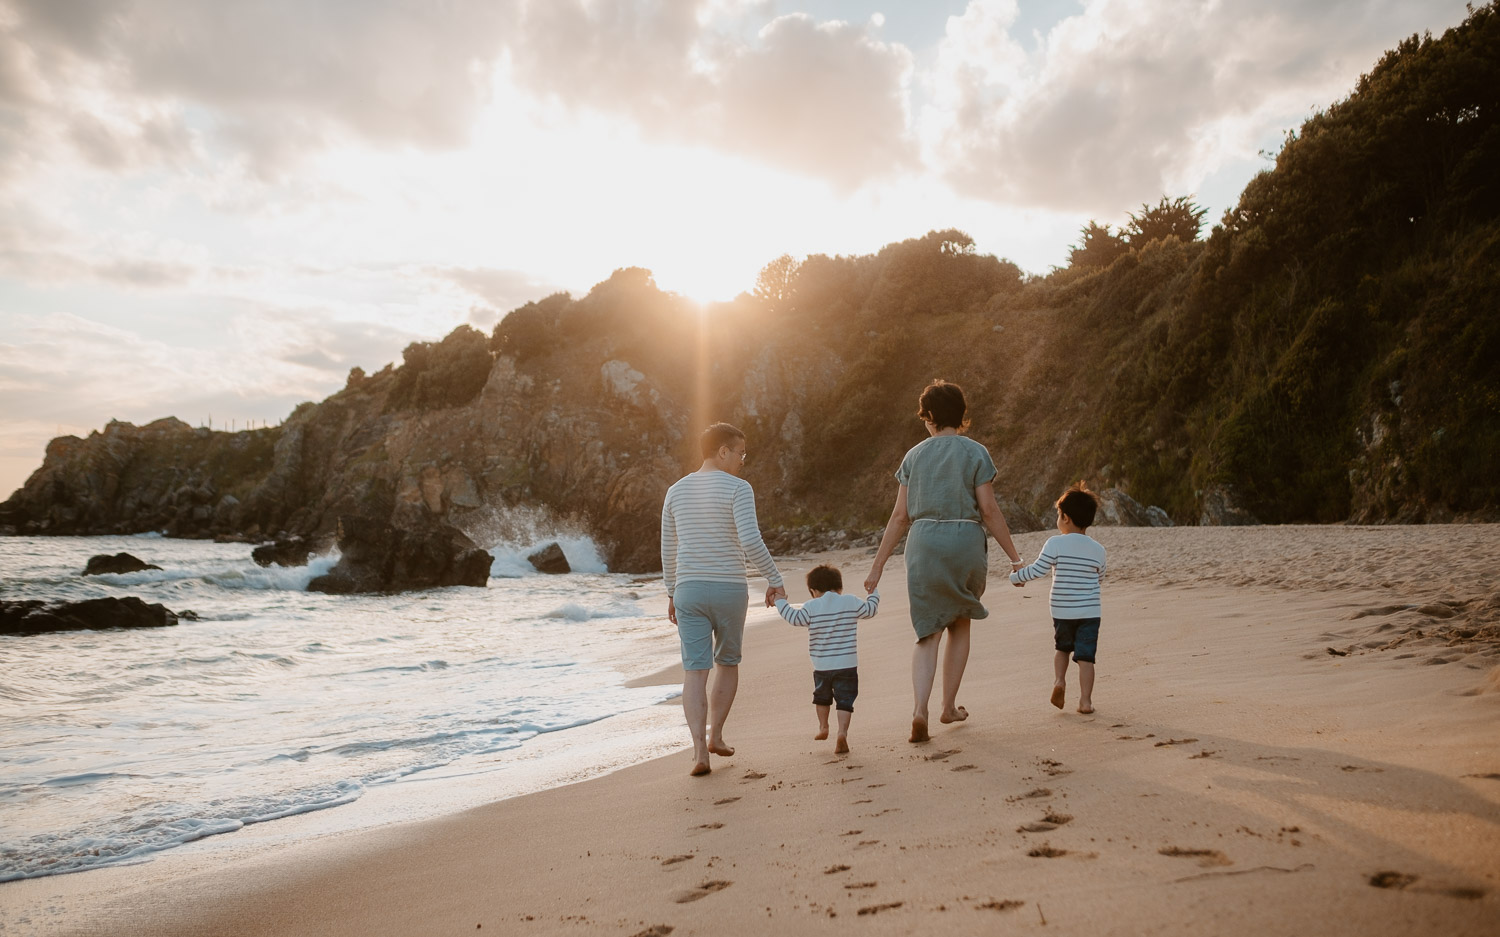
{"left": 812, "top": 667, "right": 859, "bottom": 712}
{"left": 1053, "top": 617, "right": 1101, "bottom": 664}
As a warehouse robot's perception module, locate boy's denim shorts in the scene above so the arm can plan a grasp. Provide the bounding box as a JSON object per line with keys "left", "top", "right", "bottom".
{"left": 674, "top": 581, "right": 749, "bottom": 671}
{"left": 812, "top": 667, "right": 859, "bottom": 712}
{"left": 1053, "top": 617, "right": 1101, "bottom": 663}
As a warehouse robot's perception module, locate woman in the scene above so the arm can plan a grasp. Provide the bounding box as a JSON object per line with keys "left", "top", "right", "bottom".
{"left": 865, "top": 380, "right": 1024, "bottom": 743}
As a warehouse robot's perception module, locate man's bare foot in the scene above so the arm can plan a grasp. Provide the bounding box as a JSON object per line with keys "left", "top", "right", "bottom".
{"left": 1077, "top": 703, "right": 1094, "bottom": 714}
{"left": 708, "top": 742, "right": 735, "bottom": 757}
{"left": 690, "top": 761, "right": 711, "bottom": 777}
{"left": 1050, "top": 685, "right": 1065, "bottom": 709}
{"left": 814, "top": 728, "right": 829, "bottom": 741}
{"left": 910, "top": 718, "right": 930, "bottom": 743}
{"left": 939, "top": 705, "right": 969, "bottom": 724}
{"left": 835, "top": 736, "right": 850, "bottom": 754}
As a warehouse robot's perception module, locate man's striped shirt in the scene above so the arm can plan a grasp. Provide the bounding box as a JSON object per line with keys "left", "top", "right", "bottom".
{"left": 775, "top": 590, "right": 880, "bottom": 671}
{"left": 660, "top": 470, "right": 783, "bottom": 596}
{"left": 1009, "top": 533, "right": 1107, "bottom": 619}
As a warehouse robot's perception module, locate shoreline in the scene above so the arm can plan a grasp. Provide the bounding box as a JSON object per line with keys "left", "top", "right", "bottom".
{"left": 3, "top": 528, "right": 1498, "bottom": 936}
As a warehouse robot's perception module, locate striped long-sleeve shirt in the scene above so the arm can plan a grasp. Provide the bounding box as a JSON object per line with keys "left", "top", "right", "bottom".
{"left": 660, "top": 470, "right": 783, "bottom": 597}
{"left": 775, "top": 590, "right": 880, "bottom": 671}
{"left": 1009, "top": 533, "right": 1107, "bottom": 619}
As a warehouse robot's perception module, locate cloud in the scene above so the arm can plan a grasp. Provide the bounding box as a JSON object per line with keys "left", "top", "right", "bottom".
{"left": 924, "top": 0, "right": 1472, "bottom": 212}
{"left": 510, "top": 2, "right": 916, "bottom": 187}
{"left": 436, "top": 265, "right": 560, "bottom": 311}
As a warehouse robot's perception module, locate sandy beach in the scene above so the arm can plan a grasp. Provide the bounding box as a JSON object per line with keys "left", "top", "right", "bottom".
{"left": 4, "top": 525, "right": 1498, "bottom": 936}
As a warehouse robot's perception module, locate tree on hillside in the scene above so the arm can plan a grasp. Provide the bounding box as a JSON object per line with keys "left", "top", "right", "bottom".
{"left": 753, "top": 253, "right": 801, "bottom": 313}
{"left": 1068, "top": 221, "right": 1129, "bottom": 267}
{"left": 1125, "top": 196, "right": 1208, "bottom": 246}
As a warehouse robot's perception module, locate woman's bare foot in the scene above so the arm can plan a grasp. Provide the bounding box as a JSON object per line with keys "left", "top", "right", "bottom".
{"left": 939, "top": 705, "right": 969, "bottom": 724}
{"left": 708, "top": 741, "right": 735, "bottom": 757}
{"left": 1050, "top": 685, "right": 1065, "bottom": 709}
{"left": 910, "top": 717, "right": 930, "bottom": 743}
{"left": 1077, "top": 703, "right": 1094, "bottom": 714}
{"left": 835, "top": 736, "right": 850, "bottom": 754}
{"left": 814, "top": 728, "right": 829, "bottom": 741}
{"left": 690, "top": 761, "right": 711, "bottom": 777}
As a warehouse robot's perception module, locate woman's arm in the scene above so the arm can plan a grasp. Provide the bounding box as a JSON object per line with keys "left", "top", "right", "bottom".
{"left": 976, "top": 482, "right": 1023, "bottom": 570}
{"left": 864, "top": 486, "right": 911, "bottom": 592}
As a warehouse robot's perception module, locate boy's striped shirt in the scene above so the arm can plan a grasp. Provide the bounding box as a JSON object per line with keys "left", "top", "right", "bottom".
{"left": 1009, "top": 533, "right": 1107, "bottom": 619}
{"left": 775, "top": 590, "right": 880, "bottom": 670}
{"left": 660, "top": 470, "right": 783, "bottom": 596}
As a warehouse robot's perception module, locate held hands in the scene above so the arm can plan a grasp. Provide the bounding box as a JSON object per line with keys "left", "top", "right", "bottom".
{"left": 864, "top": 566, "right": 882, "bottom": 594}
{"left": 1010, "top": 556, "right": 1025, "bottom": 587}
{"left": 765, "top": 585, "right": 787, "bottom": 607}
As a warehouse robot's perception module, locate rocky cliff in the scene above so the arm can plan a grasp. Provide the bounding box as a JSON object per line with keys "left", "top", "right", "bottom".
{"left": 4, "top": 8, "right": 1497, "bottom": 568}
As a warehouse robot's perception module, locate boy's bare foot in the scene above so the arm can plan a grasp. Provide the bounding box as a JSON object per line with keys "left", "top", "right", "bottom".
{"left": 814, "top": 728, "right": 829, "bottom": 741}
{"left": 709, "top": 741, "right": 735, "bottom": 757}
{"left": 690, "top": 761, "right": 711, "bottom": 777}
{"left": 910, "top": 718, "right": 930, "bottom": 743}
{"left": 835, "top": 736, "right": 850, "bottom": 754}
{"left": 1077, "top": 703, "right": 1094, "bottom": 714}
{"left": 1050, "top": 685, "right": 1065, "bottom": 709}
{"left": 939, "top": 705, "right": 969, "bottom": 724}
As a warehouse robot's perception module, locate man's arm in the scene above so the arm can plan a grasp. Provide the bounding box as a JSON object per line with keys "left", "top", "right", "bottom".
{"left": 732, "top": 483, "right": 784, "bottom": 590}
{"left": 660, "top": 496, "right": 678, "bottom": 598}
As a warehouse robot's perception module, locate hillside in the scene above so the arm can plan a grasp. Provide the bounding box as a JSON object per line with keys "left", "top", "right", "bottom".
{"left": 3, "top": 4, "right": 1496, "bottom": 570}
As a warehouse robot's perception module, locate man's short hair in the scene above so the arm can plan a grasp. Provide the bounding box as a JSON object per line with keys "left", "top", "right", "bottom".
{"left": 1056, "top": 482, "right": 1099, "bottom": 529}
{"left": 917, "top": 380, "right": 969, "bottom": 430}
{"left": 806, "top": 564, "right": 842, "bottom": 593}
{"left": 700, "top": 422, "right": 746, "bottom": 459}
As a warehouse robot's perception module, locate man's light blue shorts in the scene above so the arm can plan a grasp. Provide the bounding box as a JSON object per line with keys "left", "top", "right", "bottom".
{"left": 675, "top": 581, "right": 750, "bottom": 671}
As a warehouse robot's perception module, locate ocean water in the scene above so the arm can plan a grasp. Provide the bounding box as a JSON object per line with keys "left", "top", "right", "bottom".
{"left": 0, "top": 532, "right": 689, "bottom": 881}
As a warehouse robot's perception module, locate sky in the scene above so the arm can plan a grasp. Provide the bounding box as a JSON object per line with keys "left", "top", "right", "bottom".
{"left": 0, "top": 0, "right": 1474, "bottom": 497}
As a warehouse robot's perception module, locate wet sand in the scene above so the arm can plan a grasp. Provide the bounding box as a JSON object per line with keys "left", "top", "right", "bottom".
{"left": 4, "top": 525, "right": 1499, "bottom": 936}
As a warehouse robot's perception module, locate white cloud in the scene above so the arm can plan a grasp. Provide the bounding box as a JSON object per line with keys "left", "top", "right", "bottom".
{"left": 924, "top": 0, "right": 1472, "bottom": 211}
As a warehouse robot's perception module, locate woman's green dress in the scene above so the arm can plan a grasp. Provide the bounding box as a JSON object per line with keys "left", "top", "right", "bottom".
{"left": 896, "top": 434, "right": 997, "bottom": 640}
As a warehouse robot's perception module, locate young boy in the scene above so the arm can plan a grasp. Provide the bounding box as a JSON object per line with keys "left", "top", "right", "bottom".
{"left": 775, "top": 565, "right": 880, "bottom": 753}
{"left": 1009, "top": 483, "right": 1107, "bottom": 714}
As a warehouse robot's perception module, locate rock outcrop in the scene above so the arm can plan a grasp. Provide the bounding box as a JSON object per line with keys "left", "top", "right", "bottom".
{"left": 82, "top": 553, "right": 162, "bottom": 576}
{"left": 1198, "top": 485, "right": 1261, "bottom": 527}
{"left": 527, "top": 542, "right": 571, "bottom": 574}
{"left": 307, "top": 515, "right": 492, "bottom": 594}
{"left": 1, "top": 597, "right": 180, "bottom": 635}
{"left": 1094, "top": 489, "right": 1173, "bottom": 528}
{"left": 251, "top": 537, "right": 315, "bottom": 568}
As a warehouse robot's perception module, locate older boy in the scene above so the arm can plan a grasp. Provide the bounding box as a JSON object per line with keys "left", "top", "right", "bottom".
{"left": 1010, "top": 484, "right": 1107, "bottom": 714}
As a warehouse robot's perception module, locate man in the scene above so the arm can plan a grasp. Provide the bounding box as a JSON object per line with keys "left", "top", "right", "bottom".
{"left": 661, "top": 422, "right": 786, "bottom": 776}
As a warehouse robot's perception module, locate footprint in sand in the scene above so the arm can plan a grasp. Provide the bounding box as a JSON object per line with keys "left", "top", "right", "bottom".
{"left": 857, "top": 840, "right": 880, "bottom": 847}
{"left": 1369, "top": 871, "right": 1487, "bottom": 900}
{"left": 661, "top": 855, "right": 694, "bottom": 867}
{"left": 1027, "top": 844, "right": 1069, "bottom": 858}
{"left": 846, "top": 881, "right": 878, "bottom": 890}
{"left": 673, "top": 881, "right": 732, "bottom": 903}
{"left": 951, "top": 764, "right": 979, "bottom": 772}
{"left": 742, "top": 771, "right": 766, "bottom": 780}
{"left": 629, "top": 926, "right": 674, "bottom": 937}
{"left": 1462, "top": 773, "right": 1500, "bottom": 780}
{"left": 695, "top": 822, "right": 723, "bottom": 830}
{"left": 1117, "top": 734, "right": 1155, "bottom": 741}
{"left": 1018, "top": 821, "right": 1057, "bottom": 833}
{"left": 713, "top": 797, "right": 741, "bottom": 805}
{"left": 852, "top": 798, "right": 874, "bottom": 804}
{"left": 1006, "top": 788, "right": 1052, "bottom": 803}
{"left": 1339, "top": 765, "right": 1384, "bottom": 773}
{"left": 1153, "top": 738, "right": 1198, "bottom": 748}
{"left": 856, "top": 902, "right": 903, "bottom": 915}
{"left": 824, "top": 864, "right": 851, "bottom": 874}
{"left": 924, "top": 749, "right": 961, "bottom": 762}
{"left": 1038, "top": 759, "right": 1072, "bottom": 777}
{"left": 841, "top": 829, "right": 863, "bottom": 836}
{"left": 1159, "top": 846, "right": 1232, "bottom": 867}
{"left": 1189, "top": 750, "right": 1218, "bottom": 759}
{"left": 976, "top": 900, "right": 1025, "bottom": 912}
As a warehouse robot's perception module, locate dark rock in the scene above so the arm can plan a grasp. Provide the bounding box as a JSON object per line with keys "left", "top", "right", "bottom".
{"left": 1, "top": 596, "right": 179, "bottom": 635}
{"left": 527, "top": 542, "right": 571, "bottom": 574}
{"left": 308, "top": 514, "right": 492, "bottom": 594}
{"left": 1095, "top": 489, "right": 1152, "bottom": 527}
{"left": 1144, "top": 505, "right": 1174, "bottom": 528}
{"left": 82, "top": 553, "right": 162, "bottom": 576}
{"left": 1199, "top": 484, "right": 1261, "bottom": 526}
{"left": 252, "top": 537, "right": 314, "bottom": 568}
